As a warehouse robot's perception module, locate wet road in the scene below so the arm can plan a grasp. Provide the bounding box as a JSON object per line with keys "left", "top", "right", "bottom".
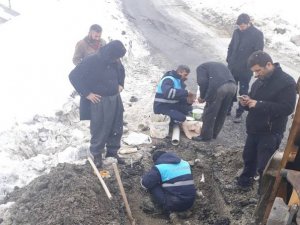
{"left": 121, "top": 0, "right": 228, "bottom": 92}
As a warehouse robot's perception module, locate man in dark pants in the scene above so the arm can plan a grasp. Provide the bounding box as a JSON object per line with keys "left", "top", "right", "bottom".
{"left": 226, "top": 13, "right": 264, "bottom": 122}
{"left": 141, "top": 151, "right": 196, "bottom": 215}
{"left": 235, "top": 51, "right": 296, "bottom": 190}
{"left": 69, "top": 40, "right": 127, "bottom": 168}
{"left": 153, "top": 65, "right": 195, "bottom": 124}
{"left": 193, "top": 62, "right": 236, "bottom": 142}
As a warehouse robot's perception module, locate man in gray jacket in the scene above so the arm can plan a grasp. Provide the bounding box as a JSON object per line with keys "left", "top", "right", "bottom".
{"left": 193, "top": 62, "right": 236, "bottom": 142}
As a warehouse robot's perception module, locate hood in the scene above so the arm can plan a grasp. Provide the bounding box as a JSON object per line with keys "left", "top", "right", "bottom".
{"left": 97, "top": 40, "right": 126, "bottom": 63}
{"left": 155, "top": 152, "right": 181, "bottom": 165}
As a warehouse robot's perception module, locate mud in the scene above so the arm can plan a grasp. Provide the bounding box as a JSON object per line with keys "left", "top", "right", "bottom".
{"left": 1, "top": 116, "right": 262, "bottom": 225}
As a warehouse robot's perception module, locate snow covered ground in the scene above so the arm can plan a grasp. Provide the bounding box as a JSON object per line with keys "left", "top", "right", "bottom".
{"left": 0, "top": 0, "right": 161, "bottom": 214}
{"left": 183, "top": 0, "right": 300, "bottom": 73}
{"left": 0, "top": 0, "right": 300, "bottom": 219}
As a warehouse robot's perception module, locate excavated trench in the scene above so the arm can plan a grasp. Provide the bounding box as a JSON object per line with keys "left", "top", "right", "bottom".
{"left": 1, "top": 121, "right": 260, "bottom": 225}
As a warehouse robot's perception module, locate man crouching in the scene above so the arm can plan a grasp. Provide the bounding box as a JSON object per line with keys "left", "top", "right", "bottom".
{"left": 141, "top": 151, "right": 196, "bottom": 216}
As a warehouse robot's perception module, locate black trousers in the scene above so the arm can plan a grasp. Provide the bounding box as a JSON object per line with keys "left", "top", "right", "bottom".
{"left": 201, "top": 82, "right": 236, "bottom": 140}
{"left": 150, "top": 186, "right": 194, "bottom": 213}
{"left": 228, "top": 68, "right": 253, "bottom": 115}
{"left": 154, "top": 102, "right": 192, "bottom": 123}
{"left": 238, "top": 133, "right": 283, "bottom": 186}
{"left": 90, "top": 94, "right": 123, "bottom": 157}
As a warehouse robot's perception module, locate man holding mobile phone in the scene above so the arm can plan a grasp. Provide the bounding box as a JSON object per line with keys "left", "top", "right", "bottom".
{"left": 233, "top": 51, "right": 296, "bottom": 192}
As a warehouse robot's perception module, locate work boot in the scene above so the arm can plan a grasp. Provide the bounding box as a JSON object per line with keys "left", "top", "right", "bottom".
{"left": 94, "top": 154, "right": 103, "bottom": 169}
{"left": 224, "top": 177, "right": 252, "bottom": 192}
{"left": 192, "top": 135, "right": 211, "bottom": 142}
{"left": 106, "top": 153, "right": 126, "bottom": 165}
{"left": 141, "top": 197, "right": 163, "bottom": 214}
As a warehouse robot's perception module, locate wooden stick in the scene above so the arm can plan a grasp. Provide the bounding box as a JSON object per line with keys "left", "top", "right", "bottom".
{"left": 87, "top": 157, "right": 112, "bottom": 200}
{"left": 112, "top": 163, "right": 136, "bottom": 225}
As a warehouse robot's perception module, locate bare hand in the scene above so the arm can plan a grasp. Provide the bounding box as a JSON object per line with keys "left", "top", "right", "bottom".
{"left": 239, "top": 95, "right": 250, "bottom": 106}
{"left": 198, "top": 97, "right": 205, "bottom": 103}
{"left": 86, "top": 93, "right": 101, "bottom": 104}
{"left": 119, "top": 85, "right": 124, "bottom": 92}
{"left": 187, "top": 92, "right": 196, "bottom": 104}
{"left": 248, "top": 99, "right": 257, "bottom": 108}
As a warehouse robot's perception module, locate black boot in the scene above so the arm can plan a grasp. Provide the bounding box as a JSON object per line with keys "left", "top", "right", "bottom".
{"left": 94, "top": 154, "right": 103, "bottom": 169}
{"left": 106, "top": 153, "right": 125, "bottom": 165}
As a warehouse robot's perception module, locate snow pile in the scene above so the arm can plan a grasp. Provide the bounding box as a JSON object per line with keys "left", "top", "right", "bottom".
{"left": 0, "top": 0, "right": 162, "bottom": 204}
{"left": 183, "top": 0, "right": 300, "bottom": 65}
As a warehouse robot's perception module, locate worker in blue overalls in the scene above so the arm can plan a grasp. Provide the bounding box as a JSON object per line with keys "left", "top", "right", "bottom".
{"left": 141, "top": 151, "right": 196, "bottom": 215}
{"left": 154, "top": 65, "right": 195, "bottom": 123}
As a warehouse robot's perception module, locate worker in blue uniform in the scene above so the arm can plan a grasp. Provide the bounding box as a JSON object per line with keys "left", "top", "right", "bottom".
{"left": 154, "top": 65, "right": 195, "bottom": 123}
{"left": 141, "top": 151, "right": 196, "bottom": 214}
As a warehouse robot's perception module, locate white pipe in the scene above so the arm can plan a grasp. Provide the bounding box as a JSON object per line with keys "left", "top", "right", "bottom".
{"left": 171, "top": 124, "right": 180, "bottom": 146}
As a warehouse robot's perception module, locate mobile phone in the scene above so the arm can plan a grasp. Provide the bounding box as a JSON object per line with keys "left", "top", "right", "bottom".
{"left": 237, "top": 95, "right": 246, "bottom": 100}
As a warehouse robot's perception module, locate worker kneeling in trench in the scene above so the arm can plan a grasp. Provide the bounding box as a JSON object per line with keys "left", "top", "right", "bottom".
{"left": 140, "top": 151, "right": 196, "bottom": 218}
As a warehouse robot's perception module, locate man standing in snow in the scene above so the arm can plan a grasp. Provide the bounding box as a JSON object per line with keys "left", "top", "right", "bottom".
{"left": 69, "top": 40, "right": 127, "bottom": 168}
{"left": 235, "top": 51, "right": 296, "bottom": 191}
{"left": 72, "top": 24, "right": 106, "bottom": 66}
{"left": 141, "top": 151, "right": 196, "bottom": 215}
{"left": 193, "top": 62, "right": 236, "bottom": 142}
{"left": 226, "top": 13, "right": 264, "bottom": 123}
{"left": 153, "top": 65, "right": 196, "bottom": 124}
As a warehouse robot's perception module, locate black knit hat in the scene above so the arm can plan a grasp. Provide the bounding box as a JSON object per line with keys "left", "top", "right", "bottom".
{"left": 236, "top": 13, "right": 250, "bottom": 25}
{"left": 152, "top": 151, "right": 166, "bottom": 162}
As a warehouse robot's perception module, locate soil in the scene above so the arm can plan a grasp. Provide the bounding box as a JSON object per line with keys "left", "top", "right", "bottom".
{"left": 1, "top": 115, "right": 266, "bottom": 225}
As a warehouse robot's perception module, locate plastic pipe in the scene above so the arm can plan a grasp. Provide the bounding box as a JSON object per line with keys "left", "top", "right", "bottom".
{"left": 171, "top": 124, "right": 180, "bottom": 146}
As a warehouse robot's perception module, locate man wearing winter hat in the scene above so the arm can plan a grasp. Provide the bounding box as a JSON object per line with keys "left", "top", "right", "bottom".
{"left": 226, "top": 13, "right": 264, "bottom": 122}
{"left": 69, "top": 40, "right": 127, "bottom": 168}
{"left": 141, "top": 151, "right": 196, "bottom": 215}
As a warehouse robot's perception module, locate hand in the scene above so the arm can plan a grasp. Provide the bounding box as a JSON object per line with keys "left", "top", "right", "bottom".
{"left": 198, "top": 97, "right": 205, "bottom": 103}
{"left": 119, "top": 85, "right": 124, "bottom": 92}
{"left": 238, "top": 95, "right": 250, "bottom": 106}
{"left": 248, "top": 99, "right": 257, "bottom": 108}
{"left": 86, "top": 93, "right": 101, "bottom": 104}
{"left": 187, "top": 92, "right": 196, "bottom": 104}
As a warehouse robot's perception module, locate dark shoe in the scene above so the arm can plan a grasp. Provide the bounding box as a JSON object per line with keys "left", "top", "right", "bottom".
{"left": 106, "top": 153, "right": 126, "bottom": 165}
{"left": 227, "top": 111, "right": 231, "bottom": 116}
{"left": 141, "top": 197, "right": 163, "bottom": 214}
{"left": 225, "top": 177, "right": 252, "bottom": 192}
{"left": 192, "top": 135, "right": 211, "bottom": 142}
{"left": 94, "top": 154, "right": 103, "bottom": 169}
{"left": 233, "top": 114, "right": 242, "bottom": 123}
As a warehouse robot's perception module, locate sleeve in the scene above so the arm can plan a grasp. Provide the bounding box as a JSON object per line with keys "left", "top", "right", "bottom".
{"left": 141, "top": 167, "right": 162, "bottom": 190}
{"left": 252, "top": 83, "right": 296, "bottom": 117}
{"left": 254, "top": 31, "right": 264, "bottom": 51}
{"left": 161, "top": 78, "right": 188, "bottom": 100}
{"left": 117, "top": 61, "right": 125, "bottom": 88}
{"left": 69, "top": 59, "right": 93, "bottom": 97}
{"left": 196, "top": 66, "right": 208, "bottom": 99}
{"left": 72, "top": 41, "right": 84, "bottom": 66}
{"left": 226, "top": 30, "right": 236, "bottom": 63}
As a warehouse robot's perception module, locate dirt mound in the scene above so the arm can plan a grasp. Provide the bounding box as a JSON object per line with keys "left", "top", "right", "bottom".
{"left": 2, "top": 163, "right": 127, "bottom": 225}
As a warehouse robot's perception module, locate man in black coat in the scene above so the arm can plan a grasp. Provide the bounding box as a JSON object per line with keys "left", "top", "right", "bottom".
{"left": 193, "top": 62, "right": 236, "bottom": 142}
{"left": 236, "top": 51, "right": 296, "bottom": 190}
{"left": 226, "top": 13, "right": 264, "bottom": 122}
{"left": 69, "top": 40, "right": 127, "bottom": 168}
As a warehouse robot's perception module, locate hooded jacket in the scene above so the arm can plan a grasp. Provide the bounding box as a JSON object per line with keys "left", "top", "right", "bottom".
{"left": 69, "top": 40, "right": 126, "bottom": 120}
{"left": 227, "top": 25, "right": 264, "bottom": 72}
{"left": 245, "top": 63, "right": 296, "bottom": 134}
{"left": 142, "top": 152, "right": 196, "bottom": 210}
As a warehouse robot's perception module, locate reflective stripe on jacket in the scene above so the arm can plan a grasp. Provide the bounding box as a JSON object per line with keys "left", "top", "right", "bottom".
{"left": 155, "top": 160, "right": 191, "bottom": 183}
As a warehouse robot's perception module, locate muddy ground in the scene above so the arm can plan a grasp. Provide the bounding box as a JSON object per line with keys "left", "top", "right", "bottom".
{"left": 0, "top": 112, "right": 268, "bottom": 225}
